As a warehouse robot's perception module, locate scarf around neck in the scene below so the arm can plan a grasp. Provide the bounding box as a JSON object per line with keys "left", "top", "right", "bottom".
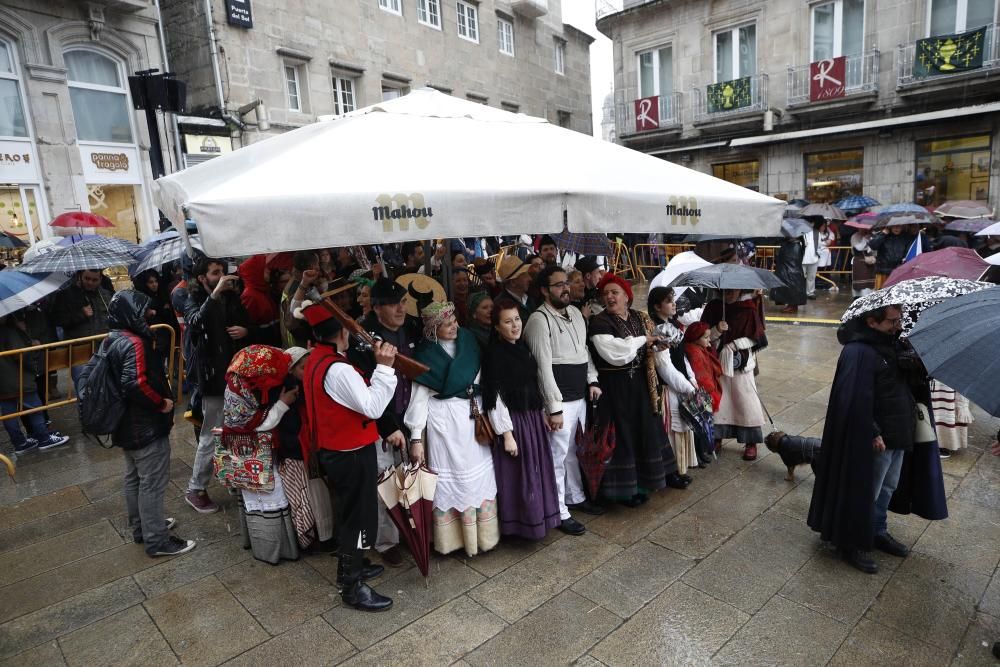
{"left": 414, "top": 327, "right": 482, "bottom": 399}
{"left": 482, "top": 338, "right": 543, "bottom": 412}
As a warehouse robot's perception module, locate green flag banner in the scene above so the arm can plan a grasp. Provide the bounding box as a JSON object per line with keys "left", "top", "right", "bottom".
{"left": 707, "top": 77, "right": 752, "bottom": 113}
{"left": 914, "top": 27, "right": 987, "bottom": 77}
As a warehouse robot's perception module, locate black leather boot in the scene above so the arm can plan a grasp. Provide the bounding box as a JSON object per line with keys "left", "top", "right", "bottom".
{"left": 340, "top": 554, "right": 393, "bottom": 612}
{"left": 336, "top": 556, "right": 385, "bottom": 590}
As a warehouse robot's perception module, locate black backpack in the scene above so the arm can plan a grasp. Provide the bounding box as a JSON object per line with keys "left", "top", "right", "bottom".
{"left": 77, "top": 338, "right": 126, "bottom": 447}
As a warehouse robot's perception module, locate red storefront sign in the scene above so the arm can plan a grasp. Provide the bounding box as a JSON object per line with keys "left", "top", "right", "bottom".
{"left": 634, "top": 96, "right": 659, "bottom": 132}
{"left": 809, "top": 56, "right": 846, "bottom": 102}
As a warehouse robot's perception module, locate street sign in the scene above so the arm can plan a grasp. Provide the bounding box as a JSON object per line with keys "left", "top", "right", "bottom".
{"left": 226, "top": 0, "right": 253, "bottom": 28}
{"left": 810, "top": 56, "right": 846, "bottom": 102}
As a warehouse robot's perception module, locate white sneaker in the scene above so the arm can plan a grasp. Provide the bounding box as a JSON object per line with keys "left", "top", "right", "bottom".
{"left": 37, "top": 434, "right": 70, "bottom": 450}
{"left": 150, "top": 536, "right": 196, "bottom": 557}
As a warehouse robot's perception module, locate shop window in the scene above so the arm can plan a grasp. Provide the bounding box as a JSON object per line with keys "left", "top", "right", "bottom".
{"left": 0, "top": 41, "right": 28, "bottom": 138}
{"left": 637, "top": 45, "right": 672, "bottom": 98}
{"left": 418, "top": 0, "right": 441, "bottom": 28}
{"left": 714, "top": 24, "right": 756, "bottom": 82}
{"left": 498, "top": 16, "right": 515, "bottom": 56}
{"left": 0, "top": 187, "right": 40, "bottom": 246}
{"left": 554, "top": 38, "right": 566, "bottom": 75}
{"left": 88, "top": 184, "right": 142, "bottom": 243}
{"left": 929, "top": 0, "right": 996, "bottom": 36}
{"left": 457, "top": 1, "right": 480, "bottom": 43}
{"left": 805, "top": 148, "right": 864, "bottom": 203}
{"left": 332, "top": 75, "right": 356, "bottom": 115}
{"left": 812, "top": 0, "right": 865, "bottom": 61}
{"left": 65, "top": 50, "right": 133, "bottom": 143}
{"left": 915, "top": 134, "right": 991, "bottom": 207}
{"left": 712, "top": 160, "right": 760, "bottom": 191}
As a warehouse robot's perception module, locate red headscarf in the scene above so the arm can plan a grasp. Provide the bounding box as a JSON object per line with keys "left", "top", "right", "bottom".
{"left": 224, "top": 345, "right": 291, "bottom": 432}
{"left": 596, "top": 273, "right": 633, "bottom": 304}
{"left": 683, "top": 321, "right": 710, "bottom": 344}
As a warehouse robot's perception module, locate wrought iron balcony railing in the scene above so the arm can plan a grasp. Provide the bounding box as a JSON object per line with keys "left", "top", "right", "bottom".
{"left": 614, "top": 90, "right": 683, "bottom": 136}
{"left": 786, "top": 50, "right": 880, "bottom": 107}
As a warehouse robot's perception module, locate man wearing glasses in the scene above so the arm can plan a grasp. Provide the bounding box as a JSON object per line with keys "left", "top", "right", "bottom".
{"left": 808, "top": 304, "right": 915, "bottom": 575}
{"left": 524, "top": 265, "right": 604, "bottom": 536}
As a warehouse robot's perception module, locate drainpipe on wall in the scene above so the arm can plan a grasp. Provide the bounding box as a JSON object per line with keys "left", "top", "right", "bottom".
{"left": 202, "top": 0, "right": 245, "bottom": 135}
{"left": 152, "top": 0, "right": 184, "bottom": 173}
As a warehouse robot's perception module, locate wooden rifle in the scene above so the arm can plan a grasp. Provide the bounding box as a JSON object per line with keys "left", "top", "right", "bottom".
{"left": 318, "top": 297, "right": 429, "bottom": 380}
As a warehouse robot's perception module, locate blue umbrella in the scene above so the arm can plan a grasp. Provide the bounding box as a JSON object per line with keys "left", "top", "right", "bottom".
{"left": 0, "top": 269, "right": 72, "bottom": 317}
{"left": 835, "top": 195, "right": 879, "bottom": 211}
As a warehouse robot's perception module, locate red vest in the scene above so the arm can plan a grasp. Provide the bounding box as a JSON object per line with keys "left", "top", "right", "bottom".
{"left": 303, "top": 343, "right": 379, "bottom": 454}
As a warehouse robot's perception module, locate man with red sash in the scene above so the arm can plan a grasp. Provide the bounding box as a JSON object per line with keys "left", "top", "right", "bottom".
{"left": 300, "top": 303, "right": 398, "bottom": 612}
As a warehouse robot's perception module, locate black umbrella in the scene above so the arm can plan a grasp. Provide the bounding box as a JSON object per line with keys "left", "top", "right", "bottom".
{"left": 0, "top": 232, "right": 28, "bottom": 249}
{"left": 781, "top": 217, "right": 813, "bottom": 239}
{"left": 667, "top": 263, "right": 786, "bottom": 291}
{"left": 908, "top": 287, "right": 1000, "bottom": 416}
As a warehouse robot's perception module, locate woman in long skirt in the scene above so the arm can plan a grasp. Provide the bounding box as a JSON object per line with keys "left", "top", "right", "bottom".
{"left": 405, "top": 301, "right": 499, "bottom": 557}
{"left": 482, "top": 298, "right": 561, "bottom": 539}
{"left": 223, "top": 345, "right": 301, "bottom": 564}
{"left": 587, "top": 275, "right": 689, "bottom": 507}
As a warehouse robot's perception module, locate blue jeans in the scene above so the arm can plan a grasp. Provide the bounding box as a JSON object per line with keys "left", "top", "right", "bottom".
{"left": 71, "top": 365, "right": 84, "bottom": 398}
{"left": 1, "top": 393, "right": 49, "bottom": 447}
{"left": 872, "top": 448, "right": 905, "bottom": 536}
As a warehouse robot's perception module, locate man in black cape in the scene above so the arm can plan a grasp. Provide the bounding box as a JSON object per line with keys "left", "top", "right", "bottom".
{"left": 808, "top": 305, "right": 915, "bottom": 574}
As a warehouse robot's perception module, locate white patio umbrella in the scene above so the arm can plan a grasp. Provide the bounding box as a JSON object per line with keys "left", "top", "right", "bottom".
{"left": 153, "top": 89, "right": 784, "bottom": 257}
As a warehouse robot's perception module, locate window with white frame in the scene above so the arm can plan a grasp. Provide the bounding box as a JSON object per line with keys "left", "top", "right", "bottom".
{"left": 382, "top": 84, "right": 407, "bottom": 101}
{"left": 637, "top": 45, "right": 672, "bottom": 98}
{"left": 554, "top": 38, "right": 566, "bottom": 74}
{"left": 285, "top": 64, "right": 302, "bottom": 111}
{"left": 332, "top": 75, "right": 356, "bottom": 115}
{"left": 929, "top": 0, "right": 996, "bottom": 36}
{"left": 64, "top": 50, "right": 133, "bottom": 143}
{"left": 498, "top": 16, "right": 515, "bottom": 56}
{"left": 812, "top": 0, "right": 865, "bottom": 61}
{"left": 457, "top": 1, "right": 479, "bottom": 42}
{"left": 378, "top": 0, "right": 402, "bottom": 16}
{"left": 713, "top": 24, "right": 756, "bottom": 82}
{"left": 0, "top": 41, "right": 28, "bottom": 138}
{"left": 418, "top": 0, "right": 441, "bottom": 28}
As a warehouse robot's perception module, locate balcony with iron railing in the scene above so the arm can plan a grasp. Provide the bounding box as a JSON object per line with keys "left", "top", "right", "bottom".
{"left": 786, "top": 50, "right": 880, "bottom": 108}
{"left": 692, "top": 73, "right": 769, "bottom": 126}
{"left": 615, "top": 90, "right": 683, "bottom": 138}
{"left": 595, "top": 0, "right": 655, "bottom": 21}
{"left": 898, "top": 23, "right": 1000, "bottom": 90}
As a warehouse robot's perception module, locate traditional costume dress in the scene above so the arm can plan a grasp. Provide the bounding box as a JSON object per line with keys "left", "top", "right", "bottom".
{"left": 701, "top": 295, "right": 767, "bottom": 451}
{"left": 587, "top": 291, "right": 680, "bottom": 502}
{"left": 930, "top": 380, "right": 973, "bottom": 452}
{"left": 405, "top": 302, "right": 499, "bottom": 557}
{"left": 223, "top": 345, "right": 299, "bottom": 565}
{"left": 482, "top": 336, "right": 561, "bottom": 539}
{"left": 652, "top": 318, "right": 698, "bottom": 475}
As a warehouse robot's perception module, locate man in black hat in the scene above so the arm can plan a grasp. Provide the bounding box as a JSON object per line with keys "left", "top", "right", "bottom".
{"left": 574, "top": 256, "right": 605, "bottom": 319}
{"left": 347, "top": 277, "right": 423, "bottom": 567}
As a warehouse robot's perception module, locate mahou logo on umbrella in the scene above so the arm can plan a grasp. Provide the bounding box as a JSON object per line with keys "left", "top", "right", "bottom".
{"left": 372, "top": 193, "right": 433, "bottom": 232}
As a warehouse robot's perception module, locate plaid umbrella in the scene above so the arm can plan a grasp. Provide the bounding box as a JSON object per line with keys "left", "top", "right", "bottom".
{"left": 58, "top": 234, "right": 143, "bottom": 257}
{"left": 15, "top": 243, "right": 135, "bottom": 274}
{"left": 908, "top": 287, "right": 1000, "bottom": 416}
{"left": 841, "top": 276, "right": 992, "bottom": 335}
{"left": 884, "top": 247, "right": 989, "bottom": 287}
{"left": 800, "top": 203, "right": 847, "bottom": 221}
{"left": 933, "top": 200, "right": 994, "bottom": 219}
{"left": 945, "top": 218, "right": 996, "bottom": 233}
{"left": 835, "top": 195, "right": 880, "bottom": 211}
{"left": 549, "top": 230, "right": 613, "bottom": 256}
{"left": 132, "top": 235, "right": 203, "bottom": 274}
{"left": 0, "top": 269, "right": 72, "bottom": 316}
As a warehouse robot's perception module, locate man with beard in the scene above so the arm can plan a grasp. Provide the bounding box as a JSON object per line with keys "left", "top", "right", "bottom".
{"left": 184, "top": 255, "right": 258, "bottom": 514}
{"left": 524, "top": 265, "right": 604, "bottom": 535}
{"left": 347, "top": 278, "right": 422, "bottom": 566}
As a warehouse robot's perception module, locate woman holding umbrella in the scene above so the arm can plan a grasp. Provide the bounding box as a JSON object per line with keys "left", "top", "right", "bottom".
{"left": 405, "top": 300, "right": 500, "bottom": 557}
{"left": 869, "top": 225, "right": 914, "bottom": 289}
{"left": 587, "top": 274, "right": 688, "bottom": 508}
{"left": 701, "top": 289, "right": 768, "bottom": 461}
{"left": 481, "top": 297, "right": 561, "bottom": 540}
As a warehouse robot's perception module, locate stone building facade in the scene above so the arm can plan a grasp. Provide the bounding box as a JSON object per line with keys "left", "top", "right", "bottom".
{"left": 0, "top": 0, "right": 177, "bottom": 245}
{"left": 597, "top": 0, "right": 1000, "bottom": 213}
{"left": 161, "top": 0, "right": 595, "bottom": 168}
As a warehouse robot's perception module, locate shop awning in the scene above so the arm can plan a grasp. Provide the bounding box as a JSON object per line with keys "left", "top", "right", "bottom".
{"left": 730, "top": 101, "right": 1000, "bottom": 148}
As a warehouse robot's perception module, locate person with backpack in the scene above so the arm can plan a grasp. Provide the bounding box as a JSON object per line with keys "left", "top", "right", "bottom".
{"left": 97, "top": 289, "right": 194, "bottom": 557}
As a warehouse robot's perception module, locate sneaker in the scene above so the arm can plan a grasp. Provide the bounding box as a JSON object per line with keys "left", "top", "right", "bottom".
{"left": 37, "top": 434, "right": 70, "bottom": 450}
{"left": 743, "top": 444, "right": 758, "bottom": 461}
{"left": 938, "top": 449, "right": 952, "bottom": 459}
{"left": 134, "top": 518, "right": 178, "bottom": 544}
{"left": 149, "top": 535, "right": 196, "bottom": 557}
{"left": 13, "top": 438, "right": 37, "bottom": 453}
{"left": 185, "top": 490, "right": 219, "bottom": 514}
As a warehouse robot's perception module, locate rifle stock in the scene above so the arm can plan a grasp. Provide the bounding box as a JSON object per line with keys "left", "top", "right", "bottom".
{"left": 319, "top": 297, "right": 430, "bottom": 380}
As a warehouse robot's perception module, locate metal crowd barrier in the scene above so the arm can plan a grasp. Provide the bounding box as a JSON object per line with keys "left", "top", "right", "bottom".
{"left": 0, "top": 323, "right": 179, "bottom": 422}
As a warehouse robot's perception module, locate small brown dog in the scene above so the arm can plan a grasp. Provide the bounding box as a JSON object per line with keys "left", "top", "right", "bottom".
{"left": 764, "top": 430, "right": 822, "bottom": 481}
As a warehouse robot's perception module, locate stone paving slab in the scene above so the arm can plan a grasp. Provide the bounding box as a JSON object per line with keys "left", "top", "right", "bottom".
{"left": 1, "top": 319, "right": 999, "bottom": 665}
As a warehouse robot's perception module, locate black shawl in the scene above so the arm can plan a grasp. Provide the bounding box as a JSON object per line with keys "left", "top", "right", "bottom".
{"left": 481, "top": 339, "right": 544, "bottom": 413}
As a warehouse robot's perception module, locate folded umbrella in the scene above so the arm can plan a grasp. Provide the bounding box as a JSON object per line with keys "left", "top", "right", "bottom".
{"left": 883, "top": 247, "right": 989, "bottom": 287}
{"left": 933, "top": 200, "right": 993, "bottom": 219}
{"left": 0, "top": 269, "right": 72, "bottom": 317}
{"left": 840, "top": 275, "right": 992, "bottom": 335}
{"left": 835, "top": 195, "right": 879, "bottom": 211}
{"left": 908, "top": 287, "right": 1000, "bottom": 416}
{"left": 944, "top": 218, "right": 996, "bottom": 233}
{"left": 14, "top": 243, "right": 136, "bottom": 274}
{"left": 377, "top": 459, "right": 437, "bottom": 581}
{"left": 800, "top": 203, "right": 847, "bottom": 221}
